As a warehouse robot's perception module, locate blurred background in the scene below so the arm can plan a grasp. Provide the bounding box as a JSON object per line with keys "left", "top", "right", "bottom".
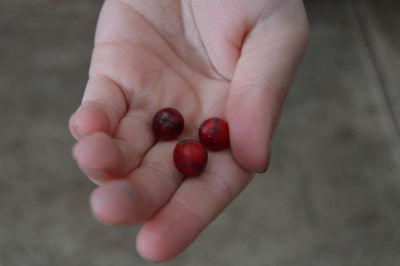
{"left": 1, "top": 0, "right": 400, "bottom": 265}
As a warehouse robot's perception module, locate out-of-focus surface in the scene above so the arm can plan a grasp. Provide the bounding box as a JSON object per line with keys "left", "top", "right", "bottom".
{"left": 1, "top": 0, "right": 400, "bottom": 265}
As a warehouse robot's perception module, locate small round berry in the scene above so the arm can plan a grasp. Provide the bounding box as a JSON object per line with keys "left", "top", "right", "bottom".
{"left": 199, "top": 117, "right": 230, "bottom": 151}
{"left": 152, "top": 108, "right": 184, "bottom": 140}
{"left": 173, "top": 139, "right": 208, "bottom": 177}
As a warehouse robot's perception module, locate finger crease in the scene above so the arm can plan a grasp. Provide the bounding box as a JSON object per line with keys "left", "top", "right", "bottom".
{"left": 169, "top": 199, "right": 206, "bottom": 226}
{"left": 145, "top": 162, "right": 184, "bottom": 189}
{"left": 201, "top": 171, "right": 236, "bottom": 200}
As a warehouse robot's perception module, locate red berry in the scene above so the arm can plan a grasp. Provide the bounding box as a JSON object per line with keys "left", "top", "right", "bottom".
{"left": 199, "top": 117, "right": 230, "bottom": 151}
{"left": 173, "top": 139, "right": 208, "bottom": 176}
{"left": 153, "top": 108, "right": 184, "bottom": 140}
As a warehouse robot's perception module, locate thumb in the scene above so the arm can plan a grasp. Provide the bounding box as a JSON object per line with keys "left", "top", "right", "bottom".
{"left": 226, "top": 1, "right": 309, "bottom": 173}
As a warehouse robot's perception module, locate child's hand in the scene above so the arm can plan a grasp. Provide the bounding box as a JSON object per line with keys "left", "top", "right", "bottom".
{"left": 69, "top": 0, "right": 309, "bottom": 262}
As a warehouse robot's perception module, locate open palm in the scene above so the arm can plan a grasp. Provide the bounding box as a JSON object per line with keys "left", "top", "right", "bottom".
{"left": 69, "top": 0, "right": 308, "bottom": 262}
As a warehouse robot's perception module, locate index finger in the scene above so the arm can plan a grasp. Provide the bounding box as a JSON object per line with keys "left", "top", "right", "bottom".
{"left": 136, "top": 151, "right": 255, "bottom": 262}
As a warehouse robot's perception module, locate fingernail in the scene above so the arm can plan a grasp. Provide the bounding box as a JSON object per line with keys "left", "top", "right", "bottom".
{"left": 257, "top": 148, "right": 272, "bottom": 174}
{"left": 71, "top": 123, "right": 86, "bottom": 140}
{"left": 75, "top": 128, "right": 86, "bottom": 140}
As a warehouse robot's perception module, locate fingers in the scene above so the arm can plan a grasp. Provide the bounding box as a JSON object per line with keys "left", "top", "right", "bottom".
{"left": 226, "top": 0, "right": 309, "bottom": 173}
{"left": 73, "top": 133, "right": 124, "bottom": 182}
{"left": 69, "top": 76, "right": 134, "bottom": 182}
{"left": 72, "top": 127, "right": 153, "bottom": 183}
{"left": 87, "top": 145, "right": 254, "bottom": 263}
{"left": 73, "top": 108, "right": 155, "bottom": 182}
{"left": 89, "top": 142, "right": 184, "bottom": 225}
{"left": 69, "top": 76, "right": 128, "bottom": 140}
{"left": 70, "top": 41, "right": 165, "bottom": 182}
{"left": 136, "top": 151, "right": 252, "bottom": 262}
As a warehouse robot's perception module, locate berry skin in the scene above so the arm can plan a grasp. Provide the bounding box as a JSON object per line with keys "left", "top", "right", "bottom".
{"left": 173, "top": 139, "right": 208, "bottom": 177}
{"left": 152, "top": 108, "right": 184, "bottom": 140}
{"left": 199, "top": 117, "right": 230, "bottom": 151}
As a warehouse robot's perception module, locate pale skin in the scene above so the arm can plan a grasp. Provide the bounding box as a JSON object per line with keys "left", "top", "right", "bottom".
{"left": 69, "top": 0, "right": 309, "bottom": 262}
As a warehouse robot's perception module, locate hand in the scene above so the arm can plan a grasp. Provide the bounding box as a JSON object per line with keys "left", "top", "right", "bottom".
{"left": 69, "top": 0, "right": 309, "bottom": 262}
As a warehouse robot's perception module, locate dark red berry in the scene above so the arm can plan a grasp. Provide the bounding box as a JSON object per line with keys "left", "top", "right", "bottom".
{"left": 153, "top": 108, "right": 184, "bottom": 140}
{"left": 199, "top": 117, "right": 229, "bottom": 151}
{"left": 173, "top": 139, "right": 208, "bottom": 176}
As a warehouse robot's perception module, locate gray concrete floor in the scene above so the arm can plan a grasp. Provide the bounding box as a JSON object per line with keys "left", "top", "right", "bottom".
{"left": 1, "top": 0, "right": 400, "bottom": 265}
